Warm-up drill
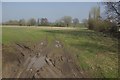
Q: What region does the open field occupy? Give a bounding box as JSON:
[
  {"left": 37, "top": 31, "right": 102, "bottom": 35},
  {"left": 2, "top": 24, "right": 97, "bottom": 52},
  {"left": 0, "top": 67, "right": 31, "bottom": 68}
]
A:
[{"left": 2, "top": 26, "right": 118, "bottom": 78}]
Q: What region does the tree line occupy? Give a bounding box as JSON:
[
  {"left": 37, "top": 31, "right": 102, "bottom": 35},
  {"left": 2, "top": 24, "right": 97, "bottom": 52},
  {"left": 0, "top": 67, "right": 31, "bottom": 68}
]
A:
[
  {"left": 3, "top": 16, "right": 80, "bottom": 27},
  {"left": 2, "top": 2, "right": 120, "bottom": 37},
  {"left": 3, "top": 18, "right": 48, "bottom": 26},
  {"left": 83, "top": 2, "right": 120, "bottom": 38}
]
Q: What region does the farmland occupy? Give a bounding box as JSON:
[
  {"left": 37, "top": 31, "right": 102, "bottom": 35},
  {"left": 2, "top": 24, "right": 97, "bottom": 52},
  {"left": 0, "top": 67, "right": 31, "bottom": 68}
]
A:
[{"left": 2, "top": 26, "right": 118, "bottom": 78}]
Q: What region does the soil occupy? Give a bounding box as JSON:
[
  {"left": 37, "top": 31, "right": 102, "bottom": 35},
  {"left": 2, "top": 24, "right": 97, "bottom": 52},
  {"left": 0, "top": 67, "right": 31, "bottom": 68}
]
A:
[
  {"left": 2, "top": 39, "right": 85, "bottom": 78},
  {"left": 0, "top": 44, "right": 2, "bottom": 79}
]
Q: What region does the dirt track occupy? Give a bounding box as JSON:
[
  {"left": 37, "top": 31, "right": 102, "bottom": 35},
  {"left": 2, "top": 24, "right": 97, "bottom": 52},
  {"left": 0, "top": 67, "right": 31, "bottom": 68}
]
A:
[
  {"left": 0, "top": 44, "right": 2, "bottom": 79},
  {"left": 2, "top": 33, "right": 85, "bottom": 78}
]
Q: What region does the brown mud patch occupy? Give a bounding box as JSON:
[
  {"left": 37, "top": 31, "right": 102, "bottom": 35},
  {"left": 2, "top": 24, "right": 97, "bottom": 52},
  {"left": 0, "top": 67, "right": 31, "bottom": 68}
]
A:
[{"left": 2, "top": 39, "right": 85, "bottom": 78}]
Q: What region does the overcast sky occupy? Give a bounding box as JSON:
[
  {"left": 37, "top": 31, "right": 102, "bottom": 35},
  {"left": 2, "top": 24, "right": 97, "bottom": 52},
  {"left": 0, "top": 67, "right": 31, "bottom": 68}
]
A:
[{"left": 2, "top": 2, "right": 104, "bottom": 22}]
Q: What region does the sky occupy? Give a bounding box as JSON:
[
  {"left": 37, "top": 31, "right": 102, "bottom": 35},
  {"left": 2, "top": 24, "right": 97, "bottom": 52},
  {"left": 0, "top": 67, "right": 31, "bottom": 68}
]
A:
[
  {"left": 0, "top": 2, "right": 2, "bottom": 23},
  {"left": 2, "top": 2, "right": 104, "bottom": 23}
]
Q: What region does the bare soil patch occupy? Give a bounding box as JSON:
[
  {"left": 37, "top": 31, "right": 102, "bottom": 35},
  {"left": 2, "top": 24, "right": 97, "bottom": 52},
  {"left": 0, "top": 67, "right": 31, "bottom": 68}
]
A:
[{"left": 2, "top": 39, "right": 84, "bottom": 78}]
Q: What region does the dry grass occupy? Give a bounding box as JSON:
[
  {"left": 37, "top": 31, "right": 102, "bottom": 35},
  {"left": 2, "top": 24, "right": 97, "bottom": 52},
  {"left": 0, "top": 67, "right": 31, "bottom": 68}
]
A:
[{"left": 2, "top": 25, "right": 87, "bottom": 30}]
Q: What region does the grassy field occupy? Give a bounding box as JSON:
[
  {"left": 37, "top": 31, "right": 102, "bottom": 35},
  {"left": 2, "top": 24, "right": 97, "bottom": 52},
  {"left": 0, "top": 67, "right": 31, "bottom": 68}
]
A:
[{"left": 2, "top": 26, "right": 118, "bottom": 78}]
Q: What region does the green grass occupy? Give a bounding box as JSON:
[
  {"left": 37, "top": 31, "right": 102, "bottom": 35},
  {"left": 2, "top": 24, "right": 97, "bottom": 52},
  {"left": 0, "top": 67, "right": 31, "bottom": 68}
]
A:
[
  {"left": 2, "top": 27, "right": 47, "bottom": 44},
  {"left": 2, "top": 26, "right": 118, "bottom": 78},
  {"left": 45, "top": 29, "right": 118, "bottom": 78}
]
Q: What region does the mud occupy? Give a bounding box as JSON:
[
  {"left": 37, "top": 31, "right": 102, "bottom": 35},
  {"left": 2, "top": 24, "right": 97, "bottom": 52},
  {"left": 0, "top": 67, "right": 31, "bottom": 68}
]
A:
[{"left": 2, "top": 39, "right": 84, "bottom": 78}]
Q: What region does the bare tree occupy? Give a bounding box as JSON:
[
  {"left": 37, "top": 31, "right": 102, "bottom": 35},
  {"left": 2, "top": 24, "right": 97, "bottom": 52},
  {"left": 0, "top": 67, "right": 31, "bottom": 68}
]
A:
[
  {"left": 73, "top": 18, "right": 79, "bottom": 27},
  {"left": 4, "top": 20, "right": 19, "bottom": 25},
  {"left": 41, "top": 18, "right": 48, "bottom": 26},
  {"left": 37, "top": 18, "right": 40, "bottom": 26},
  {"left": 104, "top": 1, "right": 120, "bottom": 32},
  {"left": 55, "top": 19, "right": 65, "bottom": 27},
  {"left": 19, "top": 19, "right": 26, "bottom": 26},
  {"left": 62, "top": 16, "right": 72, "bottom": 27},
  {"left": 27, "top": 18, "right": 36, "bottom": 26},
  {"left": 104, "top": 1, "right": 120, "bottom": 24}
]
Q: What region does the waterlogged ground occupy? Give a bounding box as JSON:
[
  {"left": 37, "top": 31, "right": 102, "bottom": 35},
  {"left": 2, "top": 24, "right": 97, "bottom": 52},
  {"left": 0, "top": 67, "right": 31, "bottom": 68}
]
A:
[{"left": 2, "top": 26, "right": 118, "bottom": 78}]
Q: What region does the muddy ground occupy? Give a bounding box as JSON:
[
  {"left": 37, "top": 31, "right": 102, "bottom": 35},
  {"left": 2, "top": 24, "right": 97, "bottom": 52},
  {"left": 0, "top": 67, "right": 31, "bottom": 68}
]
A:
[
  {"left": 0, "top": 44, "right": 2, "bottom": 79},
  {"left": 2, "top": 38, "right": 86, "bottom": 78}
]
